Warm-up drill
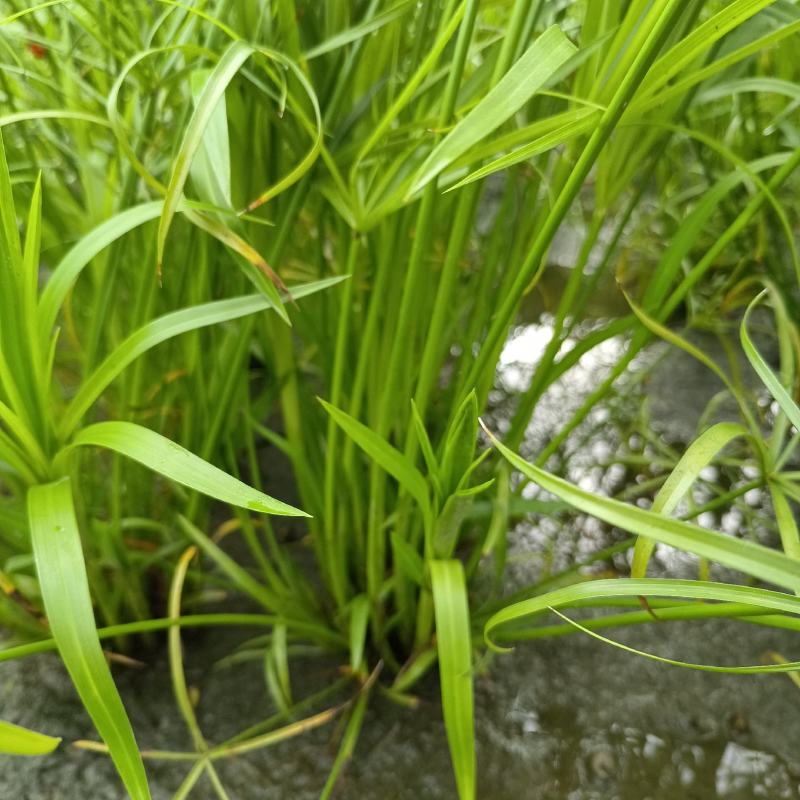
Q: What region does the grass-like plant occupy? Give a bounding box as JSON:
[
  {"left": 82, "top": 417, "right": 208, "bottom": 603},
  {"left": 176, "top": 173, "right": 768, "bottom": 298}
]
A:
[{"left": 1, "top": 1, "right": 800, "bottom": 798}]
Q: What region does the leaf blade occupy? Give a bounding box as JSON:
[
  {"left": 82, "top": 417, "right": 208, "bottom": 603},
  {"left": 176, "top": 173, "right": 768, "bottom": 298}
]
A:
[
  {"left": 407, "top": 25, "right": 577, "bottom": 196},
  {"left": 430, "top": 560, "right": 475, "bottom": 800},
  {"left": 60, "top": 277, "right": 343, "bottom": 436},
  {"left": 631, "top": 422, "right": 749, "bottom": 578},
  {"left": 66, "top": 422, "right": 307, "bottom": 517},
  {"left": 0, "top": 719, "right": 61, "bottom": 756},
  {"left": 320, "top": 399, "right": 430, "bottom": 518},
  {"left": 484, "top": 426, "right": 800, "bottom": 592},
  {"left": 158, "top": 40, "right": 254, "bottom": 269},
  {"left": 28, "top": 478, "right": 150, "bottom": 799},
  {"left": 485, "top": 577, "right": 800, "bottom": 652}
]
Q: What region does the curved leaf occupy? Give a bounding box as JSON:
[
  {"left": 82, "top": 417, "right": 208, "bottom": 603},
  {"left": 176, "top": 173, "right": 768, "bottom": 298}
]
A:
[
  {"left": 485, "top": 577, "right": 800, "bottom": 652},
  {"left": 158, "top": 40, "right": 254, "bottom": 268},
  {"left": 59, "top": 276, "right": 343, "bottom": 437},
  {"left": 483, "top": 426, "right": 800, "bottom": 592},
  {"left": 741, "top": 293, "right": 800, "bottom": 432},
  {"left": 63, "top": 422, "right": 307, "bottom": 516},
  {"left": 38, "top": 201, "right": 163, "bottom": 341},
  {"left": 28, "top": 478, "right": 150, "bottom": 799},
  {"left": 632, "top": 422, "right": 750, "bottom": 578}
]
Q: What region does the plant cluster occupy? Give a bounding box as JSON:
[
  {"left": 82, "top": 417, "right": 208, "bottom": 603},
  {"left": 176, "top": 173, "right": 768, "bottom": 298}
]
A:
[{"left": 0, "top": 1, "right": 799, "bottom": 798}]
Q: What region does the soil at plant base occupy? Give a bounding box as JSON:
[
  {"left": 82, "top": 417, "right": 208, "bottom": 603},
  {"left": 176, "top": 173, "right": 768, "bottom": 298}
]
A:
[
  {"left": 2, "top": 613, "right": 799, "bottom": 799},
  {"left": 2, "top": 319, "right": 797, "bottom": 799}
]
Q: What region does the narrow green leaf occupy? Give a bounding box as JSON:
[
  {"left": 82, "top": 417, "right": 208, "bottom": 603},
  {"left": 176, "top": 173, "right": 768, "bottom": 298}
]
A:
[
  {"left": 482, "top": 462, "right": 510, "bottom": 557},
  {"left": 176, "top": 517, "right": 346, "bottom": 649},
  {"left": 0, "top": 128, "right": 22, "bottom": 278},
  {"left": 469, "top": 497, "right": 569, "bottom": 520},
  {"left": 441, "top": 390, "right": 478, "bottom": 497},
  {"left": 271, "top": 624, "right": 292, "bottom": 709},
  {"left": 189, "top": 68, "right": 232, "bottom": 209},
  {"left": 304, "top": 1, "right": 414, "bottom": 60},
  {"left": 632, "top": 422, "right": 750, "bottom": 578},
  {"left": 546, "top": 605, "right": 800, "bottom": 674},
  {"left": 177, "top": 516, "right": 280, "bottom": 611},
  {"left": 390, "top": 531, "right": 425, "bottom": 586},
  {"left": 354, "top": 6, "right": 465, "bottom": 168},
  {"left": 407, "top": 25, "right": 577, "bottom": 197},
  {"left": 320, "top": 399, "right": 430, "bottom": 518},
  {"left": 643, "top": 171, "right": 744, "bottom": 310},
  {"left": 241, "top": 46, "right": 323, "bottom": 213},
  {"left": 485, "top": 578, "right": 800, "bottom": 653},
  {"left": 319, "top": 688, "right": 369, "bottom": 800},
  {"left": 449, "top": 108, "right": 600, "bottom": 191},
  {"left": 158, "top": 41, "right": 254, "bottom": 268},
  {"left": 64, "top": 422, "right": 307, "bottom": 516},
  {"left": 652, "top": 422, "right": 750, "bottom": 515},
  {"left": 640, "top": 0, "right": 784, "bottom": 99},
  {"left": 348, "top": 594, "right": 370, "bottom": 671},
  {"left": 410, "top": 399, "right": 439, "bottom": 482},
  {"left": 625, "top": 292, "right": 732, "bottom": 387},
  {"left": 484, "top": 426, "right": 800, "bottom": 592},
  {"left": 22, "top": 173, "right": 42, "bottom": 358},
  {"left": 0, "top": 129, "right": 39, "bottom": 426},
  {"left": 393, "top": 648, "right": 438, "bottom": 693},
  {"left": 185, "top": 210, "right": 288, "bottom": 323},
  {"left": 741, "top": 293, "right": 800, "bottom": 432},
  {"left": 38, "top": 200, "right": 164, "bottom": 341},
  {"left": 0, "top": 719, "right": 60, "bottom": 756},
  {"left": 433, "top": 493, "right": 473, "bottom": 559},
  {"left": 28, "top": 478, "right": 150, "bottom": 799},
  {"left": 769, "top": 482, "right": 800, "bottom": 562},
  {"left": 430, "top": 560, "right": 475, "bottom": 800},
  {"left": 59, "top": 277, "right": 342, "bottom": 436}
]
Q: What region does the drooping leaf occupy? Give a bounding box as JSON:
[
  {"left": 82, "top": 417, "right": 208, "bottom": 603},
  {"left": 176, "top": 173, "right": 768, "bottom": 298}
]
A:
[
  {"left": 484, "top": 577, "right": 800, "bottom": 653},
  {"left": 63, "top": 422, "right": 307, "bottom": 516},
  {"left": 38, "top": 200, "right": 164, "bottom": 341},
  {"left": 483, "top": 426, "right": 800, "bottom": 592},
  {"left": 158, "top": 41, "right": 253, "bottom": 268}
]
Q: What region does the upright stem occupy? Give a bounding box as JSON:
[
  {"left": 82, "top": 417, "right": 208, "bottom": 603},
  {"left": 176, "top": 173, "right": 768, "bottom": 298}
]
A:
[{"left": 458, "top": 0, "right": 687, "bottom": 405}]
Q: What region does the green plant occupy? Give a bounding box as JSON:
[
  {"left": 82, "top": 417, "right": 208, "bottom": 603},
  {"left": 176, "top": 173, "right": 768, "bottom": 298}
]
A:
[
  {"left": 1, "top": 1, "right": 800, "bottom": 798},
  {"left": 0, "top": 126, "right": 341, "bottom": 797},
  {"left": 484, "top": 287, "right": 800, "bottom": 667}
]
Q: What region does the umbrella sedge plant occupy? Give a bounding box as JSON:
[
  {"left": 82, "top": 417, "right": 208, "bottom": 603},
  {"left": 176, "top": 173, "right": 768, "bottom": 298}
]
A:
[
  {"left": 1, "top": 1, "right": 800, "bottom": 798},
  {"left": 0, "top": 122, "right": 334, "bottom": 797}
]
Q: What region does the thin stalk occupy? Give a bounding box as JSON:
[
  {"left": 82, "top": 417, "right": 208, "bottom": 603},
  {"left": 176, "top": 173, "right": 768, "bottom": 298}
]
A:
[{"left": 459, "top": 0, "right": 688, "bottom": 405}]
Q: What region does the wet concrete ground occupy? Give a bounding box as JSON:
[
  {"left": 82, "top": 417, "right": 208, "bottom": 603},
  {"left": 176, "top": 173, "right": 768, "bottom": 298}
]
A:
[{"left": 2, "top": 611, "right": 799, "bottom": 799}]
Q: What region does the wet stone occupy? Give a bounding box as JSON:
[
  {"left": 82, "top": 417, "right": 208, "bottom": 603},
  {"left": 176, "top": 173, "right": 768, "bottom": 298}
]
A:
[{"left": 715, "top": 742, "right": 797, "bottom": 799}]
